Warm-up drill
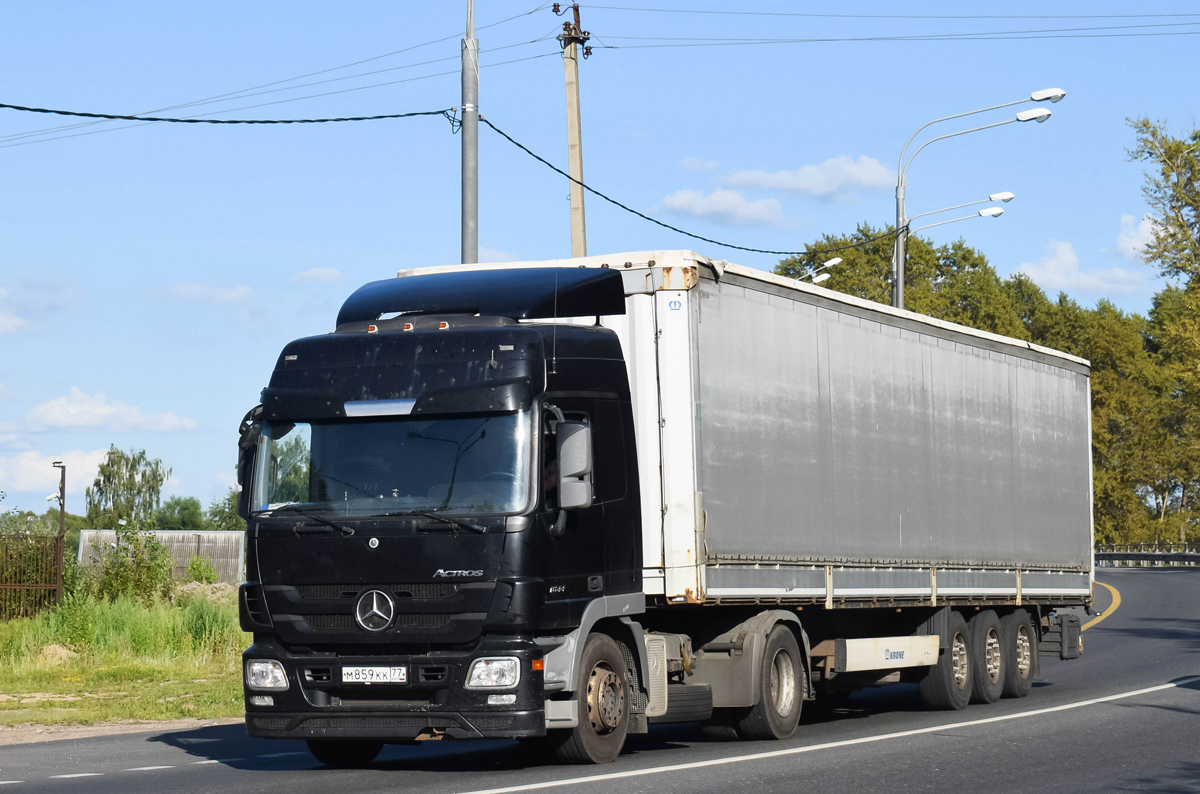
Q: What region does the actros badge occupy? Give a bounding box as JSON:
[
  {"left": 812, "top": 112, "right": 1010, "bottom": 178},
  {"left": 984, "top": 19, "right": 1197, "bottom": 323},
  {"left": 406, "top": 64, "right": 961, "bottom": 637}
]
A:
[{"left": 354, "top": 589, "right": 395, "bottom": 632}]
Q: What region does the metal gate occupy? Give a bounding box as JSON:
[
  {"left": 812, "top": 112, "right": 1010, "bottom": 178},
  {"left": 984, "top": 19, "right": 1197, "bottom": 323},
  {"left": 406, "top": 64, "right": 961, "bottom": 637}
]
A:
[{"left": 0, "top": 534, "right": 63, "bottom": 620}]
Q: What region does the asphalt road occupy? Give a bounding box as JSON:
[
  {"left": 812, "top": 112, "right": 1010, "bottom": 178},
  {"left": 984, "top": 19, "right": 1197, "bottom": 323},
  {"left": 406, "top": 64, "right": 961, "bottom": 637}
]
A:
[{"left": 3, "top": 568, "right": 1198, "bottom": 793}]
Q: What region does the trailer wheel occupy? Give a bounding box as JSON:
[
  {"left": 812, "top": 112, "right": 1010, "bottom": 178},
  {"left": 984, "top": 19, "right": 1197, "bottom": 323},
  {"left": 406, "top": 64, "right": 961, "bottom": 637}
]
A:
[
  {"left": 550, "top": 633, "right": 630, "bottom": 764},
  {"left": 968, "top": 610, "right": 1004, "bottom": 704},
  {"left": 736, "top": 625, "right": 804, "bottom": 740},
  {"left": 918, "top": 610, "right": 972, "bottom": 710},
  {"left": 1000, "top": 610, "right": 1035, "bottom": 698},
  {"left": 305, "top": 739, "right": 383, "bottom": 767}
]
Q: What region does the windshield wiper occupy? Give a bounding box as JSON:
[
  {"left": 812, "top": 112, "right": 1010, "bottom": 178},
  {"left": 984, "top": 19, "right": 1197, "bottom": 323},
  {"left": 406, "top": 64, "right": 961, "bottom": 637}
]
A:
[
  {"left": 261, "top": 504, "right": 356, "bottom": 537},
  {"left": 386, "top": 508, "right": 487, "bottom": 535}
]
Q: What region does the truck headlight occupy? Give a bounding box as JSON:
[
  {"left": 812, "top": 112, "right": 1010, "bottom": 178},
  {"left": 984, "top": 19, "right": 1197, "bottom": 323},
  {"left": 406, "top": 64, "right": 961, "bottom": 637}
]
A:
[
  {"left": 246, "top": 659, "right": 289, "bottom": 691},
  {"left": 465, "top": 657, "right": 520, "bottom": 688}
]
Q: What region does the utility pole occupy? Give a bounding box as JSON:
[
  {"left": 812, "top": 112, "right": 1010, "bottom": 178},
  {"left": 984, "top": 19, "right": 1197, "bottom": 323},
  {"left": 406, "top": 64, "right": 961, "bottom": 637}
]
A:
[
  {"left": 557, "top": 4, "right": 590, "bottom": 257},
  {"left": 51, "top": 460, "right": 65, "bottom": 605},
  {"left": 893, "top": 184, "right": 907, "bottom": 310},
  {"left": 461, "top": 0, "right": 479, "bottom": 264}
]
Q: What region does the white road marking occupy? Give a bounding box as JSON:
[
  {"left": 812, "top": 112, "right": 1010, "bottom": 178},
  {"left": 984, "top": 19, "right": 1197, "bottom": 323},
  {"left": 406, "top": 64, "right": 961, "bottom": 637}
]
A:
[
  {"left": 124, "top": 766, "right": 175, "bottom": 771},
  {"left": 256, "top": 751, "right": 307, "bottom": 758},
  {"left": 49, "top": 773, "right": 104, "bottom": 779},
  {"left": 191, "top": 758, "right": 244, "bottom": 765},
  {"left": 457, "top": 675, "right": 1200, "bottom": 794},
  {"left": 0, "top": 782, "right": 25, "bottom": 786}
]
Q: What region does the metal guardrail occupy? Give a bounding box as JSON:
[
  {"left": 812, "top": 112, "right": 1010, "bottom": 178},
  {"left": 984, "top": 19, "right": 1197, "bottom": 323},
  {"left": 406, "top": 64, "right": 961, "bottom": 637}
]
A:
[{"left": 1095, "top": 543, "right": 1200, "bottom": 567}]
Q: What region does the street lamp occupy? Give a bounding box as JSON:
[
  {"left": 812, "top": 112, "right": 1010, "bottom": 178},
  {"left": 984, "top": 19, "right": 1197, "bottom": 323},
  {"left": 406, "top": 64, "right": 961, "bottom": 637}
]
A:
[
  {"left": 906, "top": 191, "right": 1014, "bottom": 225},
  {"left": 909, "top": 206, "right": 1005, "bottom": 235},
  {"left": 892, "top": 88, "right": 1064, "bottom": 310},
  {"left": 800, "top": 256, "right": 843, "bottom": 282}
]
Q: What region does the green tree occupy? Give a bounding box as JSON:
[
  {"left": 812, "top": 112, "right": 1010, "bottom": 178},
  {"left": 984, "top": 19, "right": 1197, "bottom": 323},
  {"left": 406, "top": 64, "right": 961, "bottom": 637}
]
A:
[
  {"left": 156, "top": 496, "right": 205, "bottom": 531},
  {"left": 775, "top": 224, "right": 1028, "bottom": 338},
  {"left": 205, "top": 487, "right": 244, "bottom": 532},
  {"left": 85, "top": 446, "right": 171, "bottom": 530},
  {"left": 1126, "top": 118, "right": 1200, "bottom": 281}
]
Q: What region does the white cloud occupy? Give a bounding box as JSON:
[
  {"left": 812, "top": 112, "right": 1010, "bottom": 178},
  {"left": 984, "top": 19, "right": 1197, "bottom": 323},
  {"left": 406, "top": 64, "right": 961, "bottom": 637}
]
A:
[
  {"left": 158, "top": 282, "right": 254, "bottom": 305},
  {"left": 1116, "top": 214, "right": 1155, "bottom": 261},
  {"left": 1018, "top": 239, "right": 1146, "bottom": 296},
  {"left": 212, "top": 470, "right": 238, "bottom": 490},
  {"left": 290, "top": 267, "right": 346, "bottom": 285},
  {"left": 679, "top": 157, "right": 719, "bottom": 173},
  {"left": 659, "top": 189, "right": 788, "bottom": 228},
  {"left": 479, "top": 247, "right": 518, "bottom": 263},
  {"left": 723, "top": 155, "right": 893, "bottom": 201},
  {"left": 0, "top": 278, "right": 83, "bottom": 334},
  {"left": 0, "top": 448, "right": 109, "bottom": 495},
  {"left": 27, "top": 387, "right": 197, "bottom": 432}
]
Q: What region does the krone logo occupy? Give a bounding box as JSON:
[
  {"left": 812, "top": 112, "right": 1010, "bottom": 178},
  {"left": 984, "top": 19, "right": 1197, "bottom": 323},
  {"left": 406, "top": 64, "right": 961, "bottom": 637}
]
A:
[{"left": 354, "top": 589, "right": 395, "bottom": 632}]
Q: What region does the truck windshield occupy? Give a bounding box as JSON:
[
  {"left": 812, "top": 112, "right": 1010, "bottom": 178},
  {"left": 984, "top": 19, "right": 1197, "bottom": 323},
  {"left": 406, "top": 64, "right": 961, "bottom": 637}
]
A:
[{"left": 251, "top": 410, "right": 532, "bottom": 517}]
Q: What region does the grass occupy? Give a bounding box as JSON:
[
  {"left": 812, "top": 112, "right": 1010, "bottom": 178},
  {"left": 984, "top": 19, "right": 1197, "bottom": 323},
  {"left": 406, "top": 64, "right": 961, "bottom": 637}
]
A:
[{"left": 0, "top": 590, "right": 249, "bottom": 726}]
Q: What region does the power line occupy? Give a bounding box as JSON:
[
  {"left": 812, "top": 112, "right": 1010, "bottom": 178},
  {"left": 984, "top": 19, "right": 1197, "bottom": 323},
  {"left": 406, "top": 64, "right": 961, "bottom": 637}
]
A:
[
  {"left": 480, "top": 116, "right": 903, "bottom": 259},
  {"left": 585, "top": 6, "right": 1200, "bottom": 21},
  {"left": 0, "top": 1, "right": 553, "bottom": 145},
  {"left": 0, "top": 52, "right": 557, "bottom": 150},
  {"left": 0, "top": 102, "right": 458, "bottom": 126}
]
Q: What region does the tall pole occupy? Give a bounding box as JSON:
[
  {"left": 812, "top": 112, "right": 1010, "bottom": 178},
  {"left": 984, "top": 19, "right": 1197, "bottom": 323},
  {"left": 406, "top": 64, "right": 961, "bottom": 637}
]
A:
[
  {"left": 53, "top": 462, "right": 65, "bottom": 606},
  {"left": 461, "top": 0, "right": 479, "bottom": 264},
  {"left": 893, "top": 180, "right": 906, "bottom": 310},
  {"left": 560, "top": 4, "right": 589, "bottom": 257}
]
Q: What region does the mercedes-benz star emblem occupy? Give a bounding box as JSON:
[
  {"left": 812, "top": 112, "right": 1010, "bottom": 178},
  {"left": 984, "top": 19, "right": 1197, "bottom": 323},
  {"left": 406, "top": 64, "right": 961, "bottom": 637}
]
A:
[{"left": 354, "top": 589, "right": 395, "bottom": 632}]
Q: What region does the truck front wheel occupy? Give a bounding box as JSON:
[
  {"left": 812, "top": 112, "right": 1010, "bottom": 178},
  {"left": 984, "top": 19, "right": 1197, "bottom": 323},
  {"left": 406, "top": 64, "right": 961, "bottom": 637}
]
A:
[
  {"left": 551, "top": 633, "right": 630, "bottom": 764},
  {"left": 918, "top": 610, "right": 973, "bottom": 710}
]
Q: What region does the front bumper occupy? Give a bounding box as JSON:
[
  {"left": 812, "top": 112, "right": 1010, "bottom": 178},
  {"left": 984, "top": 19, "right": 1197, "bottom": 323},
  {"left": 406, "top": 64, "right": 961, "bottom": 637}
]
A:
[{"left": 243, "top": 638, "right": 545, "bottom": 740}]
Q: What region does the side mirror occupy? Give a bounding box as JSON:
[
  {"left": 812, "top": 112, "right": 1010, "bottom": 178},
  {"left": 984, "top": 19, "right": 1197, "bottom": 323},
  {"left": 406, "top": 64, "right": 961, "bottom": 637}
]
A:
[
  {"left": 236, "top": 405, "right": 263, "bottom": 520},
  {"left": 556, "top": 421, "right": 593, "bottom": 510}
]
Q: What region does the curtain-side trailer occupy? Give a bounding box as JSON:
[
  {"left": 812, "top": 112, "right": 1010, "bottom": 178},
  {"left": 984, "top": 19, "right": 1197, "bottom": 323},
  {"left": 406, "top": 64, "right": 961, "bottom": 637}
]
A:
[{"left": 236, "top": 250, "right": 1092, "bottom": 766}]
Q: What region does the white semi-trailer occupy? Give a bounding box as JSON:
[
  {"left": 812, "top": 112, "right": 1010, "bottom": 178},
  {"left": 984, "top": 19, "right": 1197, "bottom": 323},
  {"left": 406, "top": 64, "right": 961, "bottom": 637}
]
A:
[{"left": 238, "top": 250, "right": 1092, "bottom": 765}]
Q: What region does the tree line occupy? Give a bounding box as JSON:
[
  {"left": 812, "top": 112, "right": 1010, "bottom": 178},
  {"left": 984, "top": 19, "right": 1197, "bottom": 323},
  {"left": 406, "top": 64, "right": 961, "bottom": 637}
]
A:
[{"left": 776, "top": 118, "right": 1199, "bottom": 545}]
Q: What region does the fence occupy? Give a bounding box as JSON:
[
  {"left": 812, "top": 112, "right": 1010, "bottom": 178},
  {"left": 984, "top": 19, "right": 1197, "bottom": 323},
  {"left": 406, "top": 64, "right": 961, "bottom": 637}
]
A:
[
  {"left": 78, "top": 530, "right": 244, "bottom": 585},
  {"left": 0, "top": 534, "right": 62, "bottom": 620},
  {"left": 1095, "top": 543, "right": 1200, "bottom": 567}
]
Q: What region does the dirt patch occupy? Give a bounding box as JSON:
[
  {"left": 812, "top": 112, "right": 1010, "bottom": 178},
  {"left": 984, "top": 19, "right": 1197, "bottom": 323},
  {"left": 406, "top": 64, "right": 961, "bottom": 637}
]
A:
[
  {"left": 0, "top": 716, "right": 245, "bottom": 746},
  {"left": 174, "top": 582, "right": 237, "bottom": 606},
  {"left": 37, "top": 644, "right": 79, "bottom": 666}
]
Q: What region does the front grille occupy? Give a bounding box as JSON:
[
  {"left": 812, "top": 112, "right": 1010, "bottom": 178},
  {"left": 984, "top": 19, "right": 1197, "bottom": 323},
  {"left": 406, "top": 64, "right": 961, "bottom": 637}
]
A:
[
  {"left": 296, "top": 583, "right": 459, "bottom": 600},
  {"left": 302, "top": 613, "right": 453, "bottom": 632},
  {"left": 471, "top": 717, "right": 515, "bottom": 730},
  {"left": 252, "top": 717, "right": 291, "bottom": 730}
]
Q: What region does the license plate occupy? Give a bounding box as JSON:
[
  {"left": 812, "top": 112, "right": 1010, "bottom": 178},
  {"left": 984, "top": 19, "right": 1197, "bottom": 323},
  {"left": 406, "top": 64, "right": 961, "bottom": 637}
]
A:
[{"left": 341, "top": 665, "right": 407, "bottom": 684}]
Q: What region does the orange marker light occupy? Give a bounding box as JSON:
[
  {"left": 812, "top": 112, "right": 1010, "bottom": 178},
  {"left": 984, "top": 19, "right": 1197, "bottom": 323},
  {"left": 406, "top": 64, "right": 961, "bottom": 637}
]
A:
[
  {"left": 402, "top": 322, "right": 414, "bottom": 332},
  {"left": 531, "top": 659, "right": 544, "bottom": 671},
  {"left": 438, "top": 321, "right": 450, "bottom": 330},
  {"left": 367, "top": 325, "right": 378, "bottom": 334}
]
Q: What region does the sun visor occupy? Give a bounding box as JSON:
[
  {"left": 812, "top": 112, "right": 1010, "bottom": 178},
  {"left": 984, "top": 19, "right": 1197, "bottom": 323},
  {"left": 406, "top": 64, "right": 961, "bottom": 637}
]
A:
[{"left": 336, "top": 267, "right": 627, "bottom": 326}]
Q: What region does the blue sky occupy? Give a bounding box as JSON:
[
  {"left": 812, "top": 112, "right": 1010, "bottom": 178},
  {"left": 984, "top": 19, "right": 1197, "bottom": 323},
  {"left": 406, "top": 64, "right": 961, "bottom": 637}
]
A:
[{"left": 0, "top": 2, "right": 1194, "bottom": 515}]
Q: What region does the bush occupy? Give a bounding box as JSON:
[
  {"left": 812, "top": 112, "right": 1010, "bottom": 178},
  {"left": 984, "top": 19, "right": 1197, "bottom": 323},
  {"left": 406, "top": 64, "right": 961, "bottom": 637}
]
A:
[
  {"left": 96, "top": 526, "right": 174, "bottom": 604},
  {"left": 185, "top": 554, "right": 218, "bottom": 584}
]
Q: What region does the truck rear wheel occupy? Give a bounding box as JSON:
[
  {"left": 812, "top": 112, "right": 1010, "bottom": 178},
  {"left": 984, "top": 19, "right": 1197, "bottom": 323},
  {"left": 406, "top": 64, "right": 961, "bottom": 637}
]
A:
[
  {"left": 918, "top": 610, "right": 972, "bottom": 710},
  {"left": 550, "top": 633, "right": 630, "bottom": 764},
  {"left": 736, "top": 625, "right": 804, "bottom": 740},
  {"left": 968, "top": 610, "right": 1005, "bottom": 704},
  {"left": 1000, "top": 610, "right": 1035, "bottom": 698},
  {"left": 305, "top": 739, "right": 383, "bottom": 767}
]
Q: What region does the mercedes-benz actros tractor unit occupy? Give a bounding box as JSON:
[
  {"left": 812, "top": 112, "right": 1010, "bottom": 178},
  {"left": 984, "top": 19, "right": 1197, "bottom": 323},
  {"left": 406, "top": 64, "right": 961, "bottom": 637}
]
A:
[{"left": 236, "top": 251, "right": 1091, "bottom": 766}]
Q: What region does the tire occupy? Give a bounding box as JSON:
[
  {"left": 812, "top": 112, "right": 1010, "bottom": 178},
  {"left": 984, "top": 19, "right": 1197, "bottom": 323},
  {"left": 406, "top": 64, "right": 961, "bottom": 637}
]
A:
[
  {"left": 968, "top": 610, "right": 1004, "bottom": 704},
  {"left": 736, "top": 625, "right": 804, "bottom": 740},
  {"left": 549, "top": 633, "right": 630, "bottom": 764},
  {"left": 305, "top": 739, "right": 383, "bottom": 768},
  {"left": 918, "top": 610, "right": 972, "bottom": 710},
  {"left": 1000, "top": 609, "right": 1035, "bottom": 698}
]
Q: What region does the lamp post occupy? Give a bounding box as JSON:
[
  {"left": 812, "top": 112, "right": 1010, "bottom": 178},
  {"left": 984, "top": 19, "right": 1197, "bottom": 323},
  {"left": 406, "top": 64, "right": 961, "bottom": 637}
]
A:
[
  {"left": 800, "top": 256, "right": 843, "bottom": 282},
  {"left": 893, "top": 88, "right": 1064, "bottom": 311},
  {"left": 51, "top": 460, "right": 65, "bottom": 605},
  {"left": 910, "top": 205, "right": 1005, "bottom": 236}
]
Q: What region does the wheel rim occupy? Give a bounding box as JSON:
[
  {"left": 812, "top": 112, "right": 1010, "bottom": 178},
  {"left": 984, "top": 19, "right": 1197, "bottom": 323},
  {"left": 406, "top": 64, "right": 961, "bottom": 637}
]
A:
[
  {"left": 586, "top": 662, "right": 625, "bottom": 734},
  {"left": 985, "top": 627, "right": 1002, "bottom": 684},
  {"left": 769, "top": 648, "right": 797, "bottom": 717},
  {"left": 951, "top": 631, "right": 969, "bottom": 689},
  {"left": 1014, "top": 625, "right": 1032, "bottom": 679}
]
